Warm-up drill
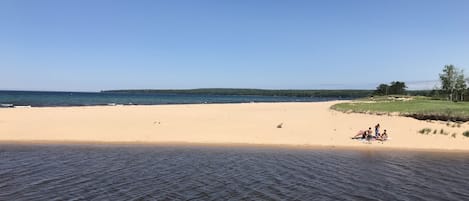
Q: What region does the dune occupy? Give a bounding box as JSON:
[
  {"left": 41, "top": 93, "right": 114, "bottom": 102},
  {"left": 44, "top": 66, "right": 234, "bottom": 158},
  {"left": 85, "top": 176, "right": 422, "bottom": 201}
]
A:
[{"left": 0, "top": 101, "right": 468, "bottom": 151}]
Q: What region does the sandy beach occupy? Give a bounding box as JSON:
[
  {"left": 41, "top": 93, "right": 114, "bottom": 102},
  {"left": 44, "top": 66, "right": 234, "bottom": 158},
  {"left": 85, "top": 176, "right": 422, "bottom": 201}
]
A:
[{"left": 1, "top": 101, "right": 468, "bottom": 151}]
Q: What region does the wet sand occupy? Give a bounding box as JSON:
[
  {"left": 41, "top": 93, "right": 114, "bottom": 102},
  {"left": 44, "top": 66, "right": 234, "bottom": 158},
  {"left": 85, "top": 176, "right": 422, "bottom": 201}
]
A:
[{"left": 1, "top": 101, "right": 468, "bottom": 151}]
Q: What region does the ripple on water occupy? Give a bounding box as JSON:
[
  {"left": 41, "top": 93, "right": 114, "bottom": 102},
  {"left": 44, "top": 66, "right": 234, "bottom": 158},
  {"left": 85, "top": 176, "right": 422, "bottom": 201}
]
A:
[{"left": 0, "top": 144, "right": 468, "bottom": 200}]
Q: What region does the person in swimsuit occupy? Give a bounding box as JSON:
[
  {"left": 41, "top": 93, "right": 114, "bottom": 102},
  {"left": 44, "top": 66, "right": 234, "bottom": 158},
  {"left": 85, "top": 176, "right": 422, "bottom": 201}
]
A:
[
  {"left": 352, "top": 127, "right": 373, "bottom": 139},
  {"left": 366, "top": 127, "right": 373, "bottom": 141},
  {"left": 380, "top": 129, "right": 388, "bottom": 140},
  {"left": 367, "top": 127, "right": 373, "bottom": 137},
  {"left": 353, "top": 129, "right": 367, "bottom": 139},
  {"left": 374, "top": 124, "right": 380, "bottom": 138}
]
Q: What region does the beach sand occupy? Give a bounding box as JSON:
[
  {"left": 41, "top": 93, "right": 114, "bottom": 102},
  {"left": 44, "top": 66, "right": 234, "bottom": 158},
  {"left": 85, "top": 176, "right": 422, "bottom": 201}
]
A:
[{"left": 1, "top": 101, "right": 468, "bottom": 151}]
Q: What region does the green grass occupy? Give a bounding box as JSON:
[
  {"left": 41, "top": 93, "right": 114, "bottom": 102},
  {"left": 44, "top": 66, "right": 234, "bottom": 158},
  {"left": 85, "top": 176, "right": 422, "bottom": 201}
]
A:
[{"left": 331, "top": 96, "right": 469, "bottom": 121}]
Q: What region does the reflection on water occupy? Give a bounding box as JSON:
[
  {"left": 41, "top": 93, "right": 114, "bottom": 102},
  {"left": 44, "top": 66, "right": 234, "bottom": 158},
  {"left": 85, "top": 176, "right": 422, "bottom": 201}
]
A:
[{"left": 1, "top": 144, "right": 468, "bottom": 200}]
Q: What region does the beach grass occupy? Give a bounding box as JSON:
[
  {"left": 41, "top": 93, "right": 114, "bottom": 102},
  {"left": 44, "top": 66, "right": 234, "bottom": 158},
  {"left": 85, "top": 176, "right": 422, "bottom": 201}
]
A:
[
  {"left": 331, "top": 96, "right": 469, "bottom": 121},
  {"left": 418, "top": 128, "right": 432, "bottom": 135}
]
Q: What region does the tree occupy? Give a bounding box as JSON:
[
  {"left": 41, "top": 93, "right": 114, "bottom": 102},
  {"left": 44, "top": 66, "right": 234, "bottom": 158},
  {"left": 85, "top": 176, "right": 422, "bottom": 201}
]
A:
[
  {"left": 374, "top": 84, "right": 389, "bottom": 95},
  {"left": 389, "top": 81, "right": 407, "bottom": 95},
  {"left": 455, "top": 70, "right": 467, "bottom": 101},
  {"left": 439, "top": 65, "right": 465, "bottom": 101},
  {"left": 374, "top": 81, "right": 406, "bottom": 95},
  {"left": 467, "top": 78, "right": 469, "bottom": 97}
]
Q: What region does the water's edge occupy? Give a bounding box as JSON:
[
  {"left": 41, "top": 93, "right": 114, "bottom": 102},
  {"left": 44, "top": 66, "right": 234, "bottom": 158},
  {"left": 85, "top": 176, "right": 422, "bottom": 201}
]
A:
[{"left": 1, "top": 141, "right": 468, "bottom": 154}]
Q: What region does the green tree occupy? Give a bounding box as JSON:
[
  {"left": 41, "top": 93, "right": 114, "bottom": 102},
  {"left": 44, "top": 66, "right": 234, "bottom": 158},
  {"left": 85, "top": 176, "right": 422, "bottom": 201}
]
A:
[
  {"left": 467, "top": 78, "right": 469, "bottom": 98},
  {"left": 455, "top": 70, "right": 467, "bottom": 101},
  {"left": 374, "top": 84, "right": 389, "bottom": 95},
  {"left": 389, "top": 81, "right": 407, "bottom": 95},
  {"left": 439, "top": 65, "right": 465, "bottom": 101},
  {"left": 374, "top": 81, "right": 406, "bottom": 95}
]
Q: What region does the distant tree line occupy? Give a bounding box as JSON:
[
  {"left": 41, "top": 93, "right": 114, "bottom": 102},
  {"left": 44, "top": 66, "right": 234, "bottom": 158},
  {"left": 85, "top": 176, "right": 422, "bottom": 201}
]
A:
[
  {"left": 373, "top": 64, "right": 468, "bottom": 101},
  {"left": 105, "top": 64, "right": 468, "bottom": 101},
  {"left": 102, "top": 89, "right": 374, "bottom": 98}
]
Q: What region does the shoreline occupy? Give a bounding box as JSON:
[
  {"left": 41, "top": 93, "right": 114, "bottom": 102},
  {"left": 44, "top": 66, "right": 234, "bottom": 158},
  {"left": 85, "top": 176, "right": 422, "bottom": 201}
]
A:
[
  {"left": 0, "top": 99, "right": 346, "bottom": 108},
  {"left": 1, "top": 101, "right": 468, "bottom": 152},
  {"left": 2, "top": 140, "right": 469, "bottom": 153}
]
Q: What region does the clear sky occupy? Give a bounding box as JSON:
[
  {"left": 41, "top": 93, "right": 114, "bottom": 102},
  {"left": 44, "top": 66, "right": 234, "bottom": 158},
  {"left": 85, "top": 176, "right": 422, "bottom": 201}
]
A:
[{"left": 1, "top": 0, "right": 468, "bottom": 91}]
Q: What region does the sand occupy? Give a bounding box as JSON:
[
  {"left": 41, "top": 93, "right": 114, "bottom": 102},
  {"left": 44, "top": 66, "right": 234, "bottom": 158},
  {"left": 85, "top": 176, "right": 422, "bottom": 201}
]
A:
[{"left": 1, "top": 101, "right": 468, "bottom": 151}]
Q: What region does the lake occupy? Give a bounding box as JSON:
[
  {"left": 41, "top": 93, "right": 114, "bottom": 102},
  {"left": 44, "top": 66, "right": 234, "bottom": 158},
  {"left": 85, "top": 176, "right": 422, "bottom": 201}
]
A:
[{"left": 0, "top": 90, "right": 345, "bottom": 107}]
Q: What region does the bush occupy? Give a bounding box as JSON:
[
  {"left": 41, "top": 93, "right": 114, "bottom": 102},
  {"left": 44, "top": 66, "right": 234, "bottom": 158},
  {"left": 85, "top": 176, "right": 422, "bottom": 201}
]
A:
[
  {"left": 419, "top": 128, "right": 432, "bottom": 135},
  {"left": 463, "top": 131, "right": 469, "bottom": 138}
]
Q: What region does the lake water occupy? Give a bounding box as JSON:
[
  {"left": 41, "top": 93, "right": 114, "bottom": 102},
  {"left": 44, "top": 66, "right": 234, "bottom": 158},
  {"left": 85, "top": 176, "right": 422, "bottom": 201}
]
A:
[
  {"left": 1, "top": 144, "right": 468, "bottom": 200},
  {"left": 0, "top": 91, "right": 345, "bottom": 107}
]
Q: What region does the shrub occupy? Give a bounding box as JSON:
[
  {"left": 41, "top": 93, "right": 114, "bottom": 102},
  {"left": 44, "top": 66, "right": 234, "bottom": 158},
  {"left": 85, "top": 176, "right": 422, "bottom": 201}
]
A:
[
  {"left": 451, "top": 133, "right": 456, "bottom": 138},
  {"left": 463, "top": 131, "right": 469, "bottom": 138},
  {"left": 419, "top": 128, "right": 432, "bottom": 135},
  {"left": 433, "top": 129, "right": 437, "bottom": 134}
]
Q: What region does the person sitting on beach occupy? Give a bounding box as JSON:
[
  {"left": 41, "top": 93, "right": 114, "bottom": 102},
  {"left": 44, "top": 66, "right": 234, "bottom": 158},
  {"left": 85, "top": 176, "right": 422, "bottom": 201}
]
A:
[
  {"left": 366, "top": 127, "right": 374, "bottom": 141},
  {"left": 379, "top": 129, "right": 388, "bottom": 141},
  {"left": 367, "top": 127, "right": 373, "bottom": 137},
  {"left": 375, "top": 129, "right": 389, "bottom": 141}
]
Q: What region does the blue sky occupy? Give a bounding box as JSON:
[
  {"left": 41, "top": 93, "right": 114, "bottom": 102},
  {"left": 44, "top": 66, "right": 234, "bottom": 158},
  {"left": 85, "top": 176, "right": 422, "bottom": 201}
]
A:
[{"left": 1, "top": 0, "right": 468, "bottom": 91}]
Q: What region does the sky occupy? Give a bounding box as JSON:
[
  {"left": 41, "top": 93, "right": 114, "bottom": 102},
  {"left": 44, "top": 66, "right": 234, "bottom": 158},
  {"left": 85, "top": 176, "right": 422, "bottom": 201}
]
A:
[{"left": 1, "top": 0, "right": 468, "bottom": 91}]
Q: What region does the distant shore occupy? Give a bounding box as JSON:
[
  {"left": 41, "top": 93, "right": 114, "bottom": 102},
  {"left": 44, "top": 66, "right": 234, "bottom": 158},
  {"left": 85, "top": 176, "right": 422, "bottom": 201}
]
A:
[
  {"left": 1, "top": 101, "right": 468, "bottom": 151},
  {"left": 101, "top": 88, "right": 374, "bottom": 98}
]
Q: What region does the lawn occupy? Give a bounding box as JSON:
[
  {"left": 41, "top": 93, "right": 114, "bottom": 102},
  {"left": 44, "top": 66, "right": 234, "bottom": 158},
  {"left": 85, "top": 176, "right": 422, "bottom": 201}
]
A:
[{"left": 331, "top": 96, "right": 469, "bottom": 121}]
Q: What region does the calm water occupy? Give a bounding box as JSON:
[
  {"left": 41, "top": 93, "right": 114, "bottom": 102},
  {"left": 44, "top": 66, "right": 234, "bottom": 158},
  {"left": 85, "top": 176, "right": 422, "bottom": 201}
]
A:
[
  {"left": 0, "top": 91, "right": 345, "bottom": 107},
  {"left": 0, "top": 144, "right": 468, "bottom": 200}
]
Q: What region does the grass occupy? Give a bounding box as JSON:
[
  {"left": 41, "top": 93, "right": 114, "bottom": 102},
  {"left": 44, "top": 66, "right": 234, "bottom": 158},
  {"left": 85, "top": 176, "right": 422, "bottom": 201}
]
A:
[{"left": 331, "top": 96, "right": 469, "bottom": 121}]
